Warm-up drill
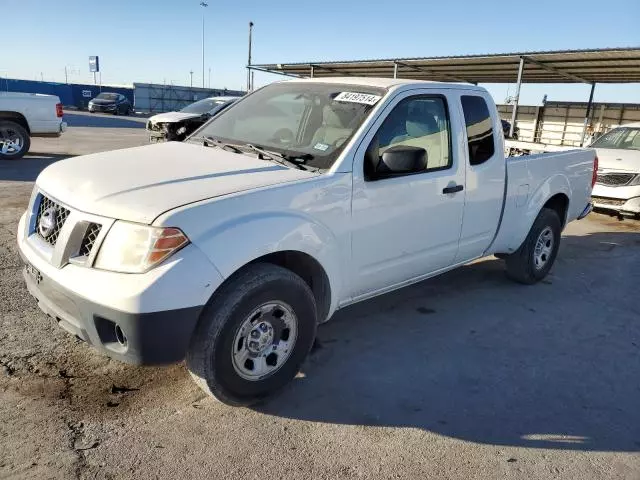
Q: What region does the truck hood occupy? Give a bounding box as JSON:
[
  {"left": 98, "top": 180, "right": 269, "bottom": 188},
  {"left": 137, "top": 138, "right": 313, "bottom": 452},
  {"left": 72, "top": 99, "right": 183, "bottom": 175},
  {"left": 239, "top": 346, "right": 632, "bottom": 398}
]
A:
[
  {"left": 36, "top": 142, "right": 317, "bottom": 224},
  {"left": 148, "top": 111, "right": 202, "bottom": 124},
  {"left": 594, "top": 148, "right": 640, "bottom": 172}
]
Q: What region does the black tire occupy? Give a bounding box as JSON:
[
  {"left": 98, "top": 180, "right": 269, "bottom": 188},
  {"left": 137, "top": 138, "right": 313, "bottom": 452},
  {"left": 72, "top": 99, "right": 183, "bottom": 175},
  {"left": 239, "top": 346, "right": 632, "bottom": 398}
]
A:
[
  {"left": 505, "top": 208, "right": 561, "bottom": 284},
  {"left": 186, "top": 263, "right": 318, "bottom": 406},
  {"left": 113, "top": 106, "right": 119, "bottom": 116},
  {"left": 0, "top": 120, "right": 30, "bottom": 160}
]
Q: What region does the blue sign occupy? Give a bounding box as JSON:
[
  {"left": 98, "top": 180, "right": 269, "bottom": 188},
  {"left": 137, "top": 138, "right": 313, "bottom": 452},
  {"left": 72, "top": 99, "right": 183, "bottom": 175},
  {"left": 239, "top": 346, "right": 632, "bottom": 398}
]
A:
[{"left": 89, "top": 56, "right": 100, "bottom": 73}]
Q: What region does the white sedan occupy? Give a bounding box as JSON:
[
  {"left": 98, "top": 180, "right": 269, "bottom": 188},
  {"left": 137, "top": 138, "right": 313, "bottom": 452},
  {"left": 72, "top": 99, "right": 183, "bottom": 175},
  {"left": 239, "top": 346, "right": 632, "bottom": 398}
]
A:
[
  {"left": 591, "top": 123, "right": 640, "bottom": 218},
  {"left": 146, "top": 96, "right": 240, "bottom": 142}
]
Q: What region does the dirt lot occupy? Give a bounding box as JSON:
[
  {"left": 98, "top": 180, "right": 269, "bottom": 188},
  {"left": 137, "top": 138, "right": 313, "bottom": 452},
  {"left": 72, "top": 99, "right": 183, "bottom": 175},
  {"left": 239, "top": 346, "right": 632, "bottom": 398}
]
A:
[{"left": 1, "top": 118, "right": 639, "bottom": 479}]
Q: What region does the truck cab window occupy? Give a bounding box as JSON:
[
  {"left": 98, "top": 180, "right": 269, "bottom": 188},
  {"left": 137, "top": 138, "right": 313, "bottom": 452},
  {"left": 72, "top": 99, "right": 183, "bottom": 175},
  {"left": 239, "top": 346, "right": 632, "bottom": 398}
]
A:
[
  {"left": 374, "top": 96, "right": 451, "bottom": 171},
  {"left": 461, "top": 95, "right": 495, "bottom": 165}
]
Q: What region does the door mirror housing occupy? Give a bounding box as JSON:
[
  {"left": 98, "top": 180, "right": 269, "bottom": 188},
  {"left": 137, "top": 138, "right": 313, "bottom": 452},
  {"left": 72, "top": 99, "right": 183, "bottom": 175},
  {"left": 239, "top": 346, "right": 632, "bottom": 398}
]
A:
[
  {"left": 381, "top": 146, "right": 427, "bottom": 173},
  {"left": 366, "top": 144, "right": 428, "bottom": 180}
]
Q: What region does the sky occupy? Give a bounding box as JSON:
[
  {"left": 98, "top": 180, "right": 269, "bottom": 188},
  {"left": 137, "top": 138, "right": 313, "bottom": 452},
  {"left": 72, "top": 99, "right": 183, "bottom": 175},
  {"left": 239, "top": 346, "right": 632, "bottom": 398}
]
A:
[{"left": 2, "top": 0, "right": 639, "bottom": 106}]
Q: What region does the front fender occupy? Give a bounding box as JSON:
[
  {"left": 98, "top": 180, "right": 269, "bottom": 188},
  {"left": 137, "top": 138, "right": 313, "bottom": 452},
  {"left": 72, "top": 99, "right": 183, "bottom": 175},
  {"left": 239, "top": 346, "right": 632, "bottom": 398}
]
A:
[{"left": 191, "top": 212, "right": 342, "bottom": 316}]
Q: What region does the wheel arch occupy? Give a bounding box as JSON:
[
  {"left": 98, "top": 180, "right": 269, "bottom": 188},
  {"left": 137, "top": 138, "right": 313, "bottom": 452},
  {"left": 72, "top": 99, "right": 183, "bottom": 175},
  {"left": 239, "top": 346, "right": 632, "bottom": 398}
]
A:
[
  {"left": 542, "top": 192, "right": 570, "bottom": 228},
  {"left": 186, "top": 212, "right": 342, "bottom": 322},
  {"left": 248, "top": 250, "right": 331, "bottom": 323},
  {"left": 0, "top": 112, "right": 30, "bottom": 134},
  {"left": 494, "top": 174, "right": 571, "bottom": 254}
]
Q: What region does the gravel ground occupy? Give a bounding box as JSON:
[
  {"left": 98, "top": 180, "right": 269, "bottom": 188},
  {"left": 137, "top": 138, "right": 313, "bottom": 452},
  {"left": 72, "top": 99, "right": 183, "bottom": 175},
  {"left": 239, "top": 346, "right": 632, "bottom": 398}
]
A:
[{"left": 1, "top": 122, "right": 639, "bottom": 479}]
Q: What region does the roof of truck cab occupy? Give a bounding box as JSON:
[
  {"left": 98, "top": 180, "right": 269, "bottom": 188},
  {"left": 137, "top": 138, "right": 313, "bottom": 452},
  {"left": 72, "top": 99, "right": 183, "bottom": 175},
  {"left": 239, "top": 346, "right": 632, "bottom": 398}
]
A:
[{"left": 281, "top": 76, "right": 485, "bottom": 90}]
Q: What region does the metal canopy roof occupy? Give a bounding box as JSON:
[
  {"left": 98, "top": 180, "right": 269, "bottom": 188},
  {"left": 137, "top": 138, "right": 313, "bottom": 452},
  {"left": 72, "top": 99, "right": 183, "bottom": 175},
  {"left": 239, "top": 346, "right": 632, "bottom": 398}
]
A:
[{"left": 252, "top": 47, "right": 640, "bottom": 84}]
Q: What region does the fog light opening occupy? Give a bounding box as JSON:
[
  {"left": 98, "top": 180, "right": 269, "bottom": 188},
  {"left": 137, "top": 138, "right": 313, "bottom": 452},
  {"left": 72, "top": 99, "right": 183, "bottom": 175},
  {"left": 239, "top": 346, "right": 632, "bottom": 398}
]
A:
[{"left": 114, "top": 325, "right": 127, "bottom": 347}]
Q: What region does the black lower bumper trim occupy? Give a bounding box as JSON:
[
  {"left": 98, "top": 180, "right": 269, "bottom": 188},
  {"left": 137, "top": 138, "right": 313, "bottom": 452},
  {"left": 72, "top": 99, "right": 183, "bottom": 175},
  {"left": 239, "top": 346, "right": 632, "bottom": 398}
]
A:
[{"left": 22, "top": 266, "right": 203, "bottom": 365}]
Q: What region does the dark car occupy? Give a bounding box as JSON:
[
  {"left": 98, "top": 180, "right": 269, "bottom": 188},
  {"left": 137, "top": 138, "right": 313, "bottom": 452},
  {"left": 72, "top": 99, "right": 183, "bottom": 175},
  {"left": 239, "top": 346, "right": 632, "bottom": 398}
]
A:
[
  {"left": 88, "top": 92, "right": 132, "bottom": 115},
  {"left": 146, "top": 96, "right": 241, "bottom": 142},
  {"left": 501, "top": 119, "right": 519, "bottom": 139}
]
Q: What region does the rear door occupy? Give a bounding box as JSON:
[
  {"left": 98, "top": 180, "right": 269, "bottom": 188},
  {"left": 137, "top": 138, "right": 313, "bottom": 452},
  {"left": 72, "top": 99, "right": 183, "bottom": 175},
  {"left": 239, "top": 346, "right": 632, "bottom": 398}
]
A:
[
  {"left": 454, "top": 93, "right": 505, "bottom": 262},
  {"left": 349, "top": 89, "right": 466, "bottom": 298}
]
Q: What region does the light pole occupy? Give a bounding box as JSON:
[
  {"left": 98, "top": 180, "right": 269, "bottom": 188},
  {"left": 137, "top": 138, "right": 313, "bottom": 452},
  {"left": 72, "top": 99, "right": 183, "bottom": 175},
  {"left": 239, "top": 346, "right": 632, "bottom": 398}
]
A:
[
  {"left": 200, "top": 1, "right": 208, "bottom": 89},
  {"left": 190, "top": 70, "right": 194, "bottom": 88},
  {"left": 247, "top": 21, "right": 254, "bottom": 91}
]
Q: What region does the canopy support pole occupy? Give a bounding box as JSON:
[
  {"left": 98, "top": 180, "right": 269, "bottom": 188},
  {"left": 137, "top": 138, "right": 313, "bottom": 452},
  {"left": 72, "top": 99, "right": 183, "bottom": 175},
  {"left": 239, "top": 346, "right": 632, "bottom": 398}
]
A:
[
  {"left": 509, "top": 57, "right": 525, "bottom": 138},
  {"left": 580, "top": 82, "right": 596, "bottom": 147}
]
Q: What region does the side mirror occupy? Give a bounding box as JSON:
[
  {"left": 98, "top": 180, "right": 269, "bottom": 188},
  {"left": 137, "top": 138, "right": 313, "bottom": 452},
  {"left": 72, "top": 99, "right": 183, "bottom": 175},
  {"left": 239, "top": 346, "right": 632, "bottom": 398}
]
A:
[{"left": 368, "top": 145, "right": 427, "bottom": 180}]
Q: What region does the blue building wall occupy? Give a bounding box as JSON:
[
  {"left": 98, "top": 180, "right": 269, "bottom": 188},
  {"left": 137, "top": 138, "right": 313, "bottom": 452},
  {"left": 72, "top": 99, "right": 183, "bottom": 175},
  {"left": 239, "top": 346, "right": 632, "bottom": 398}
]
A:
[{"left": 0, "top": 78, "right": 134, "bottom": 110}]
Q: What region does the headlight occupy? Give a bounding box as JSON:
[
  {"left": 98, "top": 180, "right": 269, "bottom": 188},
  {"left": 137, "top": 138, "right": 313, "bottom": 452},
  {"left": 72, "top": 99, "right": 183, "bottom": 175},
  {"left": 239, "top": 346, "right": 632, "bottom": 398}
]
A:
[
  {"left": 94, "top": 221, "right": 189, "bottom": 273},
  {"left": 630, "top": 174, "right": 640, "bottom": 186}
]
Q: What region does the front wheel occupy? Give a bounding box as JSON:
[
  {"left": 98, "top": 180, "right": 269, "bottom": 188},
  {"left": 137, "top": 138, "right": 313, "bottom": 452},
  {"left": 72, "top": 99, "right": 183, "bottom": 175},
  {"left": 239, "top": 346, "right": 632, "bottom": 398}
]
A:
[
  {"left": 0, "top": 121, "right": 30, "bottom": 160},
  {"left": 187, "top": 263, "right": 318, "bottom": 406},
  {"left": 504, "top": 208, "right": 561, "bottom": 284}
]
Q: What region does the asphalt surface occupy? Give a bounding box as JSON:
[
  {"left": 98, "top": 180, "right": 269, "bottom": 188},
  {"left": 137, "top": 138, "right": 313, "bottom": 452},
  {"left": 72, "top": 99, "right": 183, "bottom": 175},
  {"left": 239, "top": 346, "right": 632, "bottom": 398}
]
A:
[{"left": 1, "top": 119, "right": 639, "bottom": 479}]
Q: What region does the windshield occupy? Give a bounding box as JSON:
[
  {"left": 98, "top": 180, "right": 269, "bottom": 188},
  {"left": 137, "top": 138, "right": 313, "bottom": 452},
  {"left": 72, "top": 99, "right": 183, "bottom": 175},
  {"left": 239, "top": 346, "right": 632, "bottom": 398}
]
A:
[
  {"left": 96, "top": 93, "right": 118, "bottom": 100},
  {"left": 591, "top": 127, "right": 640, "bottom": 150},
  {"left": 191, "top": 82, "right": 386, "bottom": 169},
  {"left": 181, "top": 98, "right": 231, "bottom": 114}
]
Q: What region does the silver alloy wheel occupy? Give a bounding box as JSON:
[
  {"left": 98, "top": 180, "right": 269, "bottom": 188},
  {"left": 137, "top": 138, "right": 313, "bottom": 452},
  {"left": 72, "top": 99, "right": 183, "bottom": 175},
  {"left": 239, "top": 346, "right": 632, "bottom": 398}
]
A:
[
  {"left": 231, "top": 301, "right": 298, "bottom": 381},
  {"left": 534, "top": 226, "right": 554, "bottom": 270},
  {"left": 0, "top": 126, "right": 24, "bottom": 156}
]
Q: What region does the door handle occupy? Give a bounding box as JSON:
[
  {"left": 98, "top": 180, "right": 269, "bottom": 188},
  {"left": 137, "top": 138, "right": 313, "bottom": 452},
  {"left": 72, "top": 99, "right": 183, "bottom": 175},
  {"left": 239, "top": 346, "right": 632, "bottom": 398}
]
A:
[{"left": 442, "top": 184, "right": 464, "bottom": 194}]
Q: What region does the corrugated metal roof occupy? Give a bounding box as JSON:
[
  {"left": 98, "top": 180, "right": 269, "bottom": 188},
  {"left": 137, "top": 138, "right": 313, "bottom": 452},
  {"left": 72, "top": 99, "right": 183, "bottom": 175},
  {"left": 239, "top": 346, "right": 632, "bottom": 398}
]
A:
[{"left": 252, "top": 47, "right": 640, "bottom": 84}]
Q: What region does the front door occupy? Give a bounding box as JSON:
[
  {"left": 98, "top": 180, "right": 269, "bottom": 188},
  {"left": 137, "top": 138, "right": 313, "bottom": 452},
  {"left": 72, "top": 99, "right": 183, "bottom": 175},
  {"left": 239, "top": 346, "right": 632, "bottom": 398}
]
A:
[{"left": 350, "top": 91, "right": 466, "bottom": 299}]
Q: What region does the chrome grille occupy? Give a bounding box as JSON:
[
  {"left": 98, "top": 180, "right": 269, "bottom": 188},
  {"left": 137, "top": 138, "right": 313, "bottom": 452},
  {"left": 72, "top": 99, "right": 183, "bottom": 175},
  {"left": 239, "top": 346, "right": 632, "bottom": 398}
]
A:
[
  {"left": 78, "top": 223, "right": 102, "bottom": 257},
  {"left": 596, "top": 173, "right": 636, "bottom": 187},
  {"left": 35, "top": 196, "right": 70, "bottom": 245}
]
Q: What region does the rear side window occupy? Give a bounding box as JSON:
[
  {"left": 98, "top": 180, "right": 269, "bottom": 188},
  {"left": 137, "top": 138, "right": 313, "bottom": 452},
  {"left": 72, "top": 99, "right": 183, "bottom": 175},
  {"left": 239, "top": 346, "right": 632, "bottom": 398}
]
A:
[{"left": 461, "top": 96, "right": 495, "bottom": 166}]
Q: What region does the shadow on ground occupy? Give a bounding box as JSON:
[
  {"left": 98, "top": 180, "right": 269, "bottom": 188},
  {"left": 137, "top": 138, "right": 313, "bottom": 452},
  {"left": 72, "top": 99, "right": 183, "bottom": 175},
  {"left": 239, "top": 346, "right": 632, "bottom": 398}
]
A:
[
  {"left": 0, "top": 153, "right": 70, "bottom": 182},
  {"left": 63, "top": 112, "right": 146, "bottom": 129},
  {"left": 253, "top": 230, "right": 640, "bottom": 452}
]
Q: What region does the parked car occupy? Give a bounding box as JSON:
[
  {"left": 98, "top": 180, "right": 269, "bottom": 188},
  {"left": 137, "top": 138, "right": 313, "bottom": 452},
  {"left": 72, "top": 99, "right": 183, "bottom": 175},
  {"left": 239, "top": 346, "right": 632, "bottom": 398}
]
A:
[
  {"left": 501, "top": 119, "right": 519, "bottom": 139},
  {"left": 590, "top": 123, "right": 640, "bottom": 218},
  {"left": 146, "top": 96, "right": 241, "bottom": 142},
  {"left": 0, "top": 92, "right": 66, "bottom": 160},
  {"left": 17, "top": 78, "right": 596, "bottom": 406},
  {"left": 88, "top": 92, "right": 132, "bottom": 115}
]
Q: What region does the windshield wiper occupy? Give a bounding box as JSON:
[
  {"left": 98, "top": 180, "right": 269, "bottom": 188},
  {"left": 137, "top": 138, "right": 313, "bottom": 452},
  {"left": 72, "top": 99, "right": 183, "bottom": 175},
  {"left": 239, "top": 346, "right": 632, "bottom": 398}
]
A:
[
  {"left": 198, "top": 136, "right": 318, "bottom": 171},
  {"left": 243, "top": 144, "right": 315, "bottom": 171},
  {"left": 201, "top": 136, "right": 244, "bottom": 153}
]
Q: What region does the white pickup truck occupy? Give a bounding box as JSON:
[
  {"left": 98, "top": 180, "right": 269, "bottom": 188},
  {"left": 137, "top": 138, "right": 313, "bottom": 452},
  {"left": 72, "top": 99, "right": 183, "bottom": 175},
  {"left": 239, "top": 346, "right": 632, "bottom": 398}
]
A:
[
  {"left": 17, "top": 78, "right": 596, "bottom": 406},
  {"left": 0, "top": 92, "right": 67, "bottom": 159}
]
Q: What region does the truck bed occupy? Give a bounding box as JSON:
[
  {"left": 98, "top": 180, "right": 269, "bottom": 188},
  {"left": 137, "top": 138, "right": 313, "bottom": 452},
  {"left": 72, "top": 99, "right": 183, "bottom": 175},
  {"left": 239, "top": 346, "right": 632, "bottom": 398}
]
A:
[{"left": 490, "top": 148, "right": 596, "bottom": 254}]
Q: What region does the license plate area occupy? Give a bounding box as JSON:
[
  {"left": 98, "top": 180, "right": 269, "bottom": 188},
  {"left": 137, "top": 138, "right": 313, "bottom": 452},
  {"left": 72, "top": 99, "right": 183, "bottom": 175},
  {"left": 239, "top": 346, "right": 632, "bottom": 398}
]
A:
[{"left": 25, "top": 263, "right": 43, "bottom": 284}]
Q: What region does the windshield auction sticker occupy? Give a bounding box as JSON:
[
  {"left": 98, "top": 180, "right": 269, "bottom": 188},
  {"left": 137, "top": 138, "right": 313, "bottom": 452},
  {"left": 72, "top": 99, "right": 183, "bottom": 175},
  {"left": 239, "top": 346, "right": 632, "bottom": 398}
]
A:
[{"left": 334, "top": 92, "right": 382, "bottom": 105}]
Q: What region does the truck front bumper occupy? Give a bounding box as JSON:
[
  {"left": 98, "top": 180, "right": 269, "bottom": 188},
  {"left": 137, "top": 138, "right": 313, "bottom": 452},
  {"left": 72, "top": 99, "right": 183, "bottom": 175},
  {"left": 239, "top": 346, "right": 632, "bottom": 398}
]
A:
[
  {"left": 17, "top": 212, "right": 223, "bottom": 365},
  {"left": 22, "top": 265, "right": 202, "bottom": 365}
]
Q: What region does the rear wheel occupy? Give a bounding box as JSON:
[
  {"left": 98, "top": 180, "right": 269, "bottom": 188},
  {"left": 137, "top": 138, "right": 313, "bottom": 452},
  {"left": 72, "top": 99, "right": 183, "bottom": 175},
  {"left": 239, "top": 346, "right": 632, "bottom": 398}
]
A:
[
  {"left": 0, "top": 121, "right": 30, "bottom": 160},
  {"left": 187, "top": 264, "right": 317, "bottom": 406},
  {"left": 505, "top": 208, "right": 561, "bottom": 284}
]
